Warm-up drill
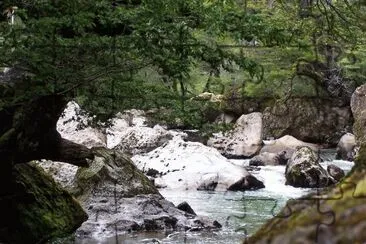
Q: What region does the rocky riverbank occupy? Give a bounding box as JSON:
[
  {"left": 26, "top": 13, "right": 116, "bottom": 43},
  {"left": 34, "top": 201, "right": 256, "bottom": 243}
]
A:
[{"left": 247, "top": 84, "right": 366, "bottom": 243}]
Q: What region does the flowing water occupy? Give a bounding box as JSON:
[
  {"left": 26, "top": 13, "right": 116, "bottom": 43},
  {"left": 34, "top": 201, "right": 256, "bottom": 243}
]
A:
[{"left": 76, "top": 151, "right": 354, "bottom": 244}]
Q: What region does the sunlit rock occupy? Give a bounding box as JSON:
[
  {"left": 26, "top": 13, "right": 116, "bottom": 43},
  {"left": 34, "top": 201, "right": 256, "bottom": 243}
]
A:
[
  {"left": 133, "top": 137, "right": 264, "bottom": 191},
  {"left": 207, "top": 112, "right": 263, "bottom": 158},
  {"left": 57, "top": 101, "right": 106, "bottom": 148}
]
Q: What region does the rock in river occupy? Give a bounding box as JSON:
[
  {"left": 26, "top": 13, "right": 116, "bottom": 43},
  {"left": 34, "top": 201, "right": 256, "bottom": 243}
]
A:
[
  {"left": 133, "top": 137, "right": 264, "bottom": 191},
  {"left": 207, "top": 112, "right": 263, "bottom": 158},
  {"left": 70, "top": 148, "right": 220, "bottom": 240},
  {"left": 285, "top": 146, "right": 333, "bottom": 188}
]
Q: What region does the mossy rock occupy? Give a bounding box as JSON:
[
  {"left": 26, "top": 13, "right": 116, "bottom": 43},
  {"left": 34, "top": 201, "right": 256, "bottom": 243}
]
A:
[
  {"left": 73, "top": 147, "right": 158, "bottom": 202},
  {"left": 0, "top": 163, "right": 87, "bottom": 244},
  {"left": 247, "top": 154, "right": 366, "bottom": 243}
]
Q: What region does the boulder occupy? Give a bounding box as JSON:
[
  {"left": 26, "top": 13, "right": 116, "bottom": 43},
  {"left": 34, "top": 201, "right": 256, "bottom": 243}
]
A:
[
  {"left": 214, "top": 113, "right": 236, "bottom": 124},
  {"left": 177, "top": 202, "right": 196, "bottom": 216},
  {"left": 72, "top": 148, "right": 220, "bottom": 239},
  {"left": 263, "top": 98, "right": 351, "bottom": 145},
  {"left": 112, "top": 125, "right": 174, "bottom": 155},
  {"left": 207, "top": 112, "right": 263, "bottom": 158},
  {"left": 0, "top": 163, "right": 87, "bottom": 244},
  {"left": 249, "top": 151, "right": 288, "bottom": 166},
  {"left": 351, "top": 84, "right": 366, "bottom": 146},
  {"left": 106, "top": 109, "right": 150, "bottom": 148},
  {"left": 132, "top": 137, "right": 264, "bottom": 191},
  {"left": 35, "top": 160, "right": 78, "bottom": 190},
  {"left": 260, "top": 135, "right": 319, "bottom": 159},
  {"left": 57, "top": 101, "right": 107, "bottom": 148},
  {"left": 227, "top": 175, "right": 265, "bottom": 191},
  {"left": 327, "top": 164, "right": 345, "bottom": 182},
  {"left": 285, "top": 147, "right": 332, "bottom": 188},
  {"left": 336, "top": 133, "right": 356, "bottom": 161}
]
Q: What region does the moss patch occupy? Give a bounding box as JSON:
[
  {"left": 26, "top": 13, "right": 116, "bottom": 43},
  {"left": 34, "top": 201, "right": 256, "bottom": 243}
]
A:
[{"left": 0, "top": 163, "right": 87, "bottom": 244}]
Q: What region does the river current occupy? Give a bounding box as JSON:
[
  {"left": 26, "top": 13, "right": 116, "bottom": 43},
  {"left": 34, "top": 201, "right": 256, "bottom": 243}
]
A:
[{"left": 77, "top": 150, "right": 354, "bottom": 244}]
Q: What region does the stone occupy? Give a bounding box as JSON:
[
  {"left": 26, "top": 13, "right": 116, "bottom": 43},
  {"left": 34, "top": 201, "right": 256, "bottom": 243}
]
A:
[
  {"left": 214, "top": 113, "right": 236, "bottom": 124},
  {"left": 57, "top": 101, "right": 107, "bottom": 148},
  {"left": 207, "top": 112, "right": 263, "bottom": 158},
  {"left": 227, "top": 175, "right": 265, "bottom": 191},
  {"left": 133, "top": 137, "right": 264, "bottom": 191},
  {"left": 71, "top": 148, "right": 221, "bottom": 239},
  {"left": 34, "top": 160, "right": 78, "bottom": 189},
  {"left": 285, "top": 147, "right": 332, "bottom": 188},
  {"left": 260, "top": 135, "right": 319, "bottom": 159},
  {"left": 177, "top": 201, "right": 197, "bottom": 216},
  {"left": 0, "top": 163, "right": 87, "bottom": 244},
  {"left": 327, "top": 164, "right": 345, "bottom": 182},
  {"left": 351, "top": 84, "right": 366, "bottom": 146},
  {"left": 112, "top": 125, "right": 174, "bottom": 155},
  {"left": 263, "top": 98, "right": 351, "bottom": 145},
  {"left": 249, "top": 151, "right": 288, "bottom": 166},
  {"left": 336, "top": 133, "right": 356, "bottom": 161}
]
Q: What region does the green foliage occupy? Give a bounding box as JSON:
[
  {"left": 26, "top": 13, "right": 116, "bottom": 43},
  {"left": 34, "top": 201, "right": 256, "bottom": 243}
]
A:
[
  {"left": 1, "top": 0, "right": 366, "bottom": 130},
  {"left": 0, "top": 0, "right": 264, "bottom": 129}
]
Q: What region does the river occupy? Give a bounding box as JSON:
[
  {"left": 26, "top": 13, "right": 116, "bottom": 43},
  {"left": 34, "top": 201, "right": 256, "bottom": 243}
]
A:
[{"left": 94, "top": 150, "right": 353, "bottom": 244}]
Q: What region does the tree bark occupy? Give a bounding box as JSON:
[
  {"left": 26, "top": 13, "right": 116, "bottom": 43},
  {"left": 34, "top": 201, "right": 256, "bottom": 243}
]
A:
[{"left": 0, "top": 93, "right": 93, "bottom": 194}]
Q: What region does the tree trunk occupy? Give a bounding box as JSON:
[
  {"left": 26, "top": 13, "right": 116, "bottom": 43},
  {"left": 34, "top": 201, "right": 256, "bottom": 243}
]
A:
[{"left": 0, "top": 93, "right": 94, "bottom": 195}]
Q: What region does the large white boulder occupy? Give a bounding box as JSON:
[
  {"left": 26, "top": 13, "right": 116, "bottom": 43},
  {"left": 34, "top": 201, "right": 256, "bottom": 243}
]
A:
[
  {"left": 207, "top": 112, "right": 263, "bottom": 158},
  {"left": 132, "top": 137, "right": 264, "bottom": 191},
  {"left": 58, "top": 102, "right": 177, "bottom": 155},
  {"left": 57, "top": 101, "right": 107, "bottom": 148}
]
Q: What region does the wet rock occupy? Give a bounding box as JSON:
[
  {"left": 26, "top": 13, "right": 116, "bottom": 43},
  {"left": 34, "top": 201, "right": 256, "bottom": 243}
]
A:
[
  {"left": 227, "top": 175, "right": 265, "bottom": 191},
  {"left": 0, "top": 163, "right": 87, "bottom": 244},
  {"left": 285, "top": 146, "right": 332, "bottom": 188},
  {"left": 133, "top": 137, "right": 264, "bottom": 191},
  {"left": 71, "top": 148, "right": 221, "bottom": 239},
  {"left": 177, "top": 202, "right": 197, "bottom": 216},
  {"left": 336, "top": 133, "right": 356, "bottom": 161},
  {"left": 327, "top": 164, "right": 345, "bottom": 182},
  {"left": 207, "top": 112, "right": 263, "bottom": 158},
  {"left": 183, "top": 130, "right": 207, "bottom": 144},
  {"left": 249, "top": 151, "right": 288, "bottom": 166}
]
